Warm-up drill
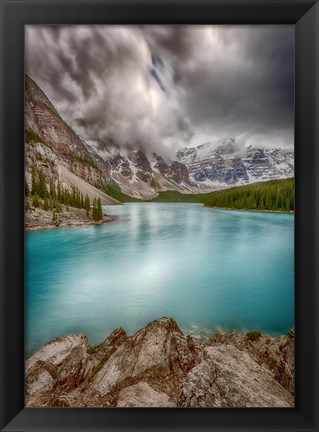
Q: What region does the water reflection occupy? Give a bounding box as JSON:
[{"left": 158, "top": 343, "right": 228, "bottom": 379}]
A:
[{"left": 26, "top": 203, "right": 294, "bottom": 356}]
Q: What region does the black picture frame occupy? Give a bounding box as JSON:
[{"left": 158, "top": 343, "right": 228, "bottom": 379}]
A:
[{"left": 0, "top": 0, "right": 318, "bottom": 431}]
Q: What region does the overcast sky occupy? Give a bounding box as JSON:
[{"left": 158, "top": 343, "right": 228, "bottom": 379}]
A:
[{"left": 25, "top": 25, "right": 294, "bottom": 156}]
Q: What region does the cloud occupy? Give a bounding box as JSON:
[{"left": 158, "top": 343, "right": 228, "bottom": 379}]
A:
[{"left": 25, "top": 25, "right": 294, "bottom": 155}]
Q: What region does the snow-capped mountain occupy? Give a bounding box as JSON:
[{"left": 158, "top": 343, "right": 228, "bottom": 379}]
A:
[
  {"left": 25, "top": 74, "right": 294, "bottom": 201},
  {"left": 176, "top": 138, "right": 294, "bottom": 187},
  {"left": 25, "top": 74, "right": 196, "bottom": 201},
  {"left": 100, "top": 149, "right": 194, "bottom": 199}
]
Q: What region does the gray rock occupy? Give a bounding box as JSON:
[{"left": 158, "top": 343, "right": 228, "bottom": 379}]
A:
[
  {"left": 25, "top": 328, "right": 128, "bottom": 407},
  {"left": 212, "top": 329, "right": 295, "bottom": 395},
  {"left": 27, "top": 369, "right": 54, "bottom": 398},
  {"left": 91, "top": 317, "right": 199, "bottom": 396},
  {"left": 26, "top": 334, "right": 88, "bottom": 373},
  {"left": 178, "top": 344, "right": 294, "bottom": 408},
  {"left": 25, "top": 319, "right": 295, "bottom": 408},
  {"left": 82, "top": 327, "right": 127, "bottom": 385},
  {"left": 25, "top": 75, "right": 93, "bottom": 160},
  {"left": 117, "top": 382, "right": 175, "bottom": 407},
  {"left": 25, "top": 334, "right": 88, "bottom": 406}
]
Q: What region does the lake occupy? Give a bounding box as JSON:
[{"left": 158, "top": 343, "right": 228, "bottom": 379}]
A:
[{"left": 25, "top": 203, "right": 294, "bottom": 356}]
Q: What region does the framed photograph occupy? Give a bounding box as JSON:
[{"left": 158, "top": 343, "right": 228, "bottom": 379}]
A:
[{"left": 0, "top": 0, "right": 318, "bottom": 431}]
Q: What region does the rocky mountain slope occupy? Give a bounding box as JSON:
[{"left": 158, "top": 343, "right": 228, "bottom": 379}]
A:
[
  {"left": 102, "top": 150, "right": 194, "bottom": 199},
  {"left": 25, "top": 75, "right": 118, "bottom": 205},
  {"left": 25, "top": 317, "right": 294, "bottom": 408},
  {"left": 25, "top": 75, "right": 294, "bottom": 203},
  {"left": 176, "top": 138, "right": 294, "bottom": 187},
  {"left": 25, "top": 74, "right": 194, "bottom": 201}
]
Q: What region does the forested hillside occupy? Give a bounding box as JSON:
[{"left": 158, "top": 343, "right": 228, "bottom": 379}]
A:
[
  {"left": 201, "top": 178, "right": 294, "bottom": 211},
  {"left": 148, "top": 178, "right": 294, "bottom": 212}
]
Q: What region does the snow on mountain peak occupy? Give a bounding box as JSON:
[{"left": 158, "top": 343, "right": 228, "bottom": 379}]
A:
[{"left": 176, "top": 138, "right": 294, "bottom": 187}]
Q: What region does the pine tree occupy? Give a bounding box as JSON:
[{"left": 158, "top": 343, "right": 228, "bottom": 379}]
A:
[
  {"left": 265, "top": 192, "right": 270, "bottom": 210},
  {"left": 57, "top": 182, "right": 62, "bottom": 202},
  {"left": 31, "top": 167, "right": 37, "bottom": 195},
  {"left": 49, "top": 179, "right": 56, "bottom": 200},
  {"left": 37, "top": 168, "right": 48, "bottom": 199},
  {"left": 43, "top": 197, "right": 49, "bottom": 210},
  {"left": 92, "top": 198, "right": 102, "bottom": 221},
  {"left": 54, "top": 200, "right": 62, "bottom": 212},
  {"left": 32, "top": 193, "right": 39, "bottom": 208},
  {"left": 85, "top": 194, "right": 90, "bottom": 216},
  {"left": 201, "top": 179, "right": 293, "bottom": 212},
  {"left": 71, "top": 186, "right": 76, "bottom": 207},
  {"left": 275, "top": 189, "right": 281, "bottom": 210},
  {"left": 97, "top": 198, "right": 102, "bottom": 220},
  {"left": 92, "top": 198, "right": 97, "bottom": 221}
]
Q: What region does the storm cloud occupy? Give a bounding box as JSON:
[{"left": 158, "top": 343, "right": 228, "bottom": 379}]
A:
[{"left": 25, "top": 25, "right": 294, "bottom": 155}]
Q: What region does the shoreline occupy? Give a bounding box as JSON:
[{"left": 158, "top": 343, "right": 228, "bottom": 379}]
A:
[
  {"left": 27, "top": 322, "right": 294, "bottom": 360},
  {"left": 25, "top": 215, "right": 114, "bottom": 232},
  {"left": 25, "top": 202, "right": 294, "bottom": 233},
  {"left": 203, "top": 205, "right": 294, "bottom": 214},
  {"left": 145, "top": 201, "right": 294, "bottom": 214},
  {"left": 125, "top": 200, "right": 294, "bottom": 214},
  {"left": 25, "top": 205, "right": 116, "bottom": 232}
]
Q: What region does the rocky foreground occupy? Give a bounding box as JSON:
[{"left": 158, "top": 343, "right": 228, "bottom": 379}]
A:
[{"left": 25, "top": 317, "right": 294, "bottom": 408}]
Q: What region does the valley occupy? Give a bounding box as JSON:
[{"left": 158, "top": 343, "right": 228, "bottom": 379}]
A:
[
  {"left": 25, "top": 73, "right": 294, "bottom": 231},
  {"left": 23, "top": 24, "right": 296, "bottom": 410}
]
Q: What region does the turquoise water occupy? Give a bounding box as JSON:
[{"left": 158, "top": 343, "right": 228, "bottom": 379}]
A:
[{"left": 25, "top": 203, "right": 294, "bottom": 356}]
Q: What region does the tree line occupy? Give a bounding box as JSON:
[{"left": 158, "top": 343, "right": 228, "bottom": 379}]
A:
[
  {"left": 149, "top": 178, "right": 294, "bottom": 212},
  {"left": 201, "top": 178, "right": 294, "bottom": 211},
  {"left": 25, "top": 167, "right": 103, "bottom": 220}
]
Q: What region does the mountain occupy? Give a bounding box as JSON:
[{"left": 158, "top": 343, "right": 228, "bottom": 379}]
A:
[
  {"left": 25, "top": 74, "right": 193, "bottom": 202},
  {"left": 25, "top": 74, "right": 118, "bottom": 205},
  {"left": 25, "top": 74, "right": 294, "bottom": 205},
  {"left": 97, "top": 149, "right": 194, "bottom": 200},
  {"left": 176, "top": 138, "right": 294, "bottom": 187}
]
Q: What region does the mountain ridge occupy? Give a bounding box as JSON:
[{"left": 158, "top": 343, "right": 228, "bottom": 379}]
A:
[
  {"left": 176, "top": 139, "right": 294, "bottom": 187},
  {"left": 25, "top": 74, "right": 294, "bottom": 207},
  {"left": 25, "top": 74, "right": 195, "bottom": 203}
]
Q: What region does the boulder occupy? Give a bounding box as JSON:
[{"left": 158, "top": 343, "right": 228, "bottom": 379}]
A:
[
  {"left": 117, "top": 382, "right": 175, "bottom": 407},
  {"left": 82, "top": 327, "right": 127, "bottom": 385},
  {"left": 25, "top": 319, "right": 295, "bottom": 408},
  {"left": 25, "top": 334, "right": 88, "bottom": 406},
  {"left": 178, "top": 344, "right": 294, "bottom": 408},
  {"left": 91, "top": 317, "right": 199, "bottom": 396},
  {"left": 212, "top": 329, "right": 295, "bottom": 395},
  {"left": 273, "top": 330, "right": 295, "bottom": 395}
]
